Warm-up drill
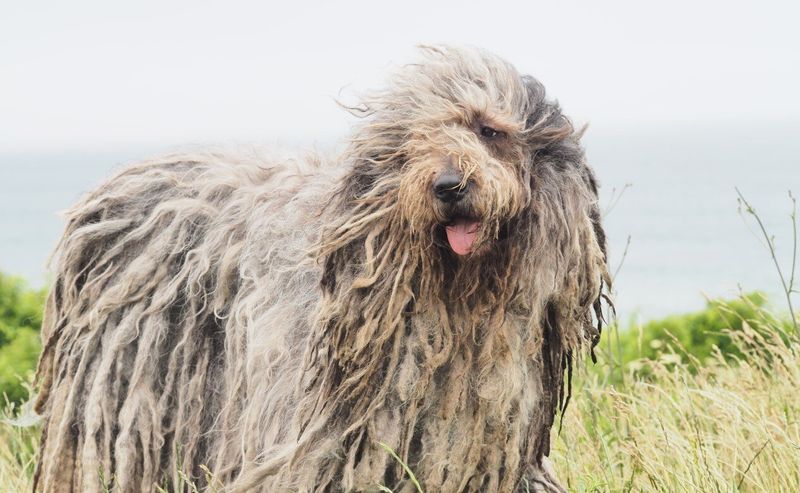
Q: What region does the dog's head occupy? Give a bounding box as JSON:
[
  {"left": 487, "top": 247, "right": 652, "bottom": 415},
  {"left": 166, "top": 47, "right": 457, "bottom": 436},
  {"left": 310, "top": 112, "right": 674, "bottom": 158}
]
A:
[
  {"left": 337, "top": 46, "right": 592, "bottom": 262},
  {"left": 322, "top": 45, "right": 606, "bottom": 312}
]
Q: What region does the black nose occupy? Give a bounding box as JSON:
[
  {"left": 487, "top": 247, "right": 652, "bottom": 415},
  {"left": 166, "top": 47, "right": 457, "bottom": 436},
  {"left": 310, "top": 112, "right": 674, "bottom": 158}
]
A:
[{"left": 433, "top": 172, "right": 470, "bottom": 203}]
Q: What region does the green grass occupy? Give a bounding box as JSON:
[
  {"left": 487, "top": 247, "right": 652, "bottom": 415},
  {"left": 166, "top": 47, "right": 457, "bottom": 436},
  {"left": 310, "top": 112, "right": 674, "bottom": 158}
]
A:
[
  {"left": 0, "top": 387, "right": 40, "bottom": 493},
  {"left": 550, "top": 295, "right": 800, "bottom": 492}
]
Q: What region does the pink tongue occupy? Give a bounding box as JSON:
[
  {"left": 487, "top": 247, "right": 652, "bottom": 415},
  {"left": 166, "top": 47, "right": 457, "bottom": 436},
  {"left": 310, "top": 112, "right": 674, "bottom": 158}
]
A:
[{"left": 445, "top": 220, "right": 480, "bottom": 256}]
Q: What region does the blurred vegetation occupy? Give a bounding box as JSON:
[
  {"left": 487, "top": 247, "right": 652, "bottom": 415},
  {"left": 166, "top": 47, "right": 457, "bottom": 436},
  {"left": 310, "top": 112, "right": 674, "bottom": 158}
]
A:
[
  {"left": 597, "top": 292, "right": 798, "bottom": 384},
  {"left": 0, "top": 273, "right": 45, "bottom": 405}
]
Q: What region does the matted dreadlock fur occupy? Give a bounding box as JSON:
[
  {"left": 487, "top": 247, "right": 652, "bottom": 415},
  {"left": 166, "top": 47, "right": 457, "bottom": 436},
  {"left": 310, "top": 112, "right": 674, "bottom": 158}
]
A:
[{"left": 33, "top": 46, "right": 610, "bottom": 493}]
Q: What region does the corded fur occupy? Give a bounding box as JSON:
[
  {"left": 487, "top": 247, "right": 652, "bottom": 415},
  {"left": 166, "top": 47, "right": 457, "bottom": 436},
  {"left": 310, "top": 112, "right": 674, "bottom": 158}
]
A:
[{"left": 33, "top": 46, "right": 610, "bottom": 493}]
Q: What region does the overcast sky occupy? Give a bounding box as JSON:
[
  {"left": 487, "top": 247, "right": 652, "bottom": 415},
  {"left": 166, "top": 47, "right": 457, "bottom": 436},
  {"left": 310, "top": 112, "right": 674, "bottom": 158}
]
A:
[{"left": 1, "top": 0, "right": 798, "bottom": 152}]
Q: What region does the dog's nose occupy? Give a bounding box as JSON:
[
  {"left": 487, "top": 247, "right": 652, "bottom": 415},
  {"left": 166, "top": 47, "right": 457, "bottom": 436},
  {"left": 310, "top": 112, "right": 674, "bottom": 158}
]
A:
[{"left": 433, "top": 172, "right": 469, "bottom": 203}]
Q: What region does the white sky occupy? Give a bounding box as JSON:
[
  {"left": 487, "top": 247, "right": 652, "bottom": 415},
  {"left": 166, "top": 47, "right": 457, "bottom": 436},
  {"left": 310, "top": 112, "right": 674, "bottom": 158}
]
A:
[{"left": 1, "top": 0, "right": 799, "bottom": 152}]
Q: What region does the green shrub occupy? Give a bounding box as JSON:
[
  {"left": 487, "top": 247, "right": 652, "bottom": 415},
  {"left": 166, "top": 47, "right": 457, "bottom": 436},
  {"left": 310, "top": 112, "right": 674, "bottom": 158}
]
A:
[
  {"left": 597, "top": 292, "right": 796, "bottom": 384},
  {"left": 0, "top": 274, "right": 45, "bottom": 404},
  {"left": 629, "top": 292, "right": 767, "bottom": 360}
]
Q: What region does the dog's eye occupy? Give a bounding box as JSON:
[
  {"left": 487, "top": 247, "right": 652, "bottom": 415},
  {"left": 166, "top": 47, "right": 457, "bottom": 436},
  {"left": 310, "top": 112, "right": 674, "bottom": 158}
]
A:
[{"left": 479, "top": 126, "right": 504, "bottom": 139}]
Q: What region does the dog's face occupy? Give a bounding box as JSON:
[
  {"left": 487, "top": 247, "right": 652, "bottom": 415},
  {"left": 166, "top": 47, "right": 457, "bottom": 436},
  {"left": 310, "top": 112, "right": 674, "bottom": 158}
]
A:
[
  {"left": 342, "top": 46, "right": 584, "bottom": 262},
  {"left": 395, "top": 56, "right": 532, "bottom": 257}
]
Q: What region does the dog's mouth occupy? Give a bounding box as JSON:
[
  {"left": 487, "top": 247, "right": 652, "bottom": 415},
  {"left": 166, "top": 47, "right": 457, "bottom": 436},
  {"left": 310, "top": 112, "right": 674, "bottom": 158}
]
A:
[{"left": 443, "top": 217, "right": 481, "bottom": 256}]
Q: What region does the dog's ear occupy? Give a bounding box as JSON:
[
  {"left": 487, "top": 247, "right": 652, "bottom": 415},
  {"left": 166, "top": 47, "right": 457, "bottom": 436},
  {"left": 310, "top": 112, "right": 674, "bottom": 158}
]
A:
[
  {"left": 522, "top": 73, "right": 612, "bottom": 360},
  {"left": 521, "top": 73, "right": 603, "bottom": 260},
  {"left": 521, "top": 75, "right": 575, "bottom": 153}
]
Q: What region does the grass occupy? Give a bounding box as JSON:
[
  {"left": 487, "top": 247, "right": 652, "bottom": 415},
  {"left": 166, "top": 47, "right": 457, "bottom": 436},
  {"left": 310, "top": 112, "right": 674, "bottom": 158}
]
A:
[
  {"left": 551, "top": 299, "right": 800, "bottom": 493},
  {"left": 0, "top": 388, "right": 40, "bottom": 493}
]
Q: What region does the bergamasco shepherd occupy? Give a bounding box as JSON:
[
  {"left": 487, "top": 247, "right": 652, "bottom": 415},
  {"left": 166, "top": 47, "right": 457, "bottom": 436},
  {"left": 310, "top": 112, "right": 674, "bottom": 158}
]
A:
[{"left": 33, "top": 46, "right": 610, "bottom": 492}]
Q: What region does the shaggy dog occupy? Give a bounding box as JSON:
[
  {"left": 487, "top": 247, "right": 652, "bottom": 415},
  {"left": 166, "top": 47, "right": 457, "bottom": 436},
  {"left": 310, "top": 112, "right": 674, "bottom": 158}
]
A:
[{"left": 33, "top": 46, "right": 610, "bottom": 492}]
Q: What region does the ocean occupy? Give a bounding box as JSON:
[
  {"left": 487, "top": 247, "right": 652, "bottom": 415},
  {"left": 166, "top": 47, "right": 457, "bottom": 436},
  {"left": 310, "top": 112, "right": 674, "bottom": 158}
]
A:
[{"left": 2, "top": 122, "right": 798, "bottom": 322}]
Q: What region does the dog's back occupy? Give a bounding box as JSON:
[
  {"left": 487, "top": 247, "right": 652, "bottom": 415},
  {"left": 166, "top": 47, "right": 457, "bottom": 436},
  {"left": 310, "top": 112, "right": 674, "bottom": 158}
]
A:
[{"left": 34, "top": 150, "right": 331, "bottom": 492}]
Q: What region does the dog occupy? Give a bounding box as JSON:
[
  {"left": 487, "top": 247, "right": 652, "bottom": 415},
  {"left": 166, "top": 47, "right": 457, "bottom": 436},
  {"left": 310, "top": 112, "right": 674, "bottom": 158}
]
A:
[{"left": 33, "top": 45, "right": 610, "bottom": 492}]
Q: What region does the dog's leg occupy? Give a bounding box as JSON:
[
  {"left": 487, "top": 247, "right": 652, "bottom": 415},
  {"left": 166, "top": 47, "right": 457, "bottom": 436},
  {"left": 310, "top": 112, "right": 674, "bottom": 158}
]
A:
[{"left": 522, "top": 457, "right": 567, "bottom": 493}]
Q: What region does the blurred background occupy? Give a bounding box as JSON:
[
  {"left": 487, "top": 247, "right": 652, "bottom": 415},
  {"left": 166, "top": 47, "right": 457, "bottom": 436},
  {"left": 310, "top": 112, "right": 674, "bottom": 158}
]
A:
[{"left": 1, "top": 0, "right": 798, "bottom": 321}]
